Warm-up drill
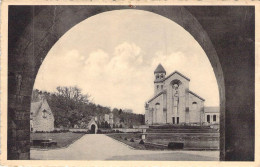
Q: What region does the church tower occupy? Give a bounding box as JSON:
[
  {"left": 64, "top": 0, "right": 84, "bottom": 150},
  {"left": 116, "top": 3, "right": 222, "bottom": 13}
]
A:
[{"left": 154, "top": 64, "right": 166, "bottom": 95}]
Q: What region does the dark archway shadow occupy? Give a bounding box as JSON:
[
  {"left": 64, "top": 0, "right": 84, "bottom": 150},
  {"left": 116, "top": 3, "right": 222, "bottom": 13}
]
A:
[{"left": 7, "top": 6, "right": 254, "bottom": 161}]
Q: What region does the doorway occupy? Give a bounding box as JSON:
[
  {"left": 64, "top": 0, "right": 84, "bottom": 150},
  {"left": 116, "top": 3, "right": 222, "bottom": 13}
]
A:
[{"left": 90, "top": 124, "right": 96, "bottom": 134}]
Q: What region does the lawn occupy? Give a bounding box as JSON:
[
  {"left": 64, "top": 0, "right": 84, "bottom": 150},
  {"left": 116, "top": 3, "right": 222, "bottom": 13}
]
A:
[
  {"left": 106, "top": 133, "right": 148, "bottom": 150},
  {"left": 30, "top": 132, "right": 85, "bottom": 149},
  {"left": 107, "top": 132, "right": 219, "bottom": 150}
]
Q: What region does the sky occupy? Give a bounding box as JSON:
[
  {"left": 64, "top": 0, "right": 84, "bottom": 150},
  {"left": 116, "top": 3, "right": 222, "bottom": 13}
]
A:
[{"left": 34, "top": 9, "right": 219, "bottom": 114}]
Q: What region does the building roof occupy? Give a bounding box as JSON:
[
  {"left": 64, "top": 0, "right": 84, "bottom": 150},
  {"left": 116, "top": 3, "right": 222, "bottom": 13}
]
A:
[
  {"left": 147, "top": 90, "right": 166, "bottom": 103},
  {"left": 164, "top": 71, "right": 190, "bottom": 81},
  {"left": 204, "top": 107, "right": 219, "bottom": 113},
  {"left": 154, "top": 70, "right": 190, "bottom": 83},
  {"left": 154, "top": 64, "right": 166, "bottom": 74},
  {"left": 31, "top": 101, "right": 42, "bottom": 116},
  {"left": 30, "top": 99, "right": 53, "bottom": 117},
  {"left": 189, "top": 90, "right": 205, "bottom": 101}
]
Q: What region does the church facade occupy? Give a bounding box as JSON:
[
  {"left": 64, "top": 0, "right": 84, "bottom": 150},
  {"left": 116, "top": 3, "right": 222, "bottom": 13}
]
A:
[{"left": 145, "top": 64, "right": 207, "bottom": 125}]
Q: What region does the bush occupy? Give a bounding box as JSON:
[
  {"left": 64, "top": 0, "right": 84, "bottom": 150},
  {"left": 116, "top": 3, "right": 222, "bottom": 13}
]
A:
[
  {"left": 124, "top": 137, "right": 127, "bottom": 140},
  {"left": 35, "top": 129, "right": 69, "bottom": 133},
  {"left": 139, "top": 139, "right": 144, "bottom": 144},
  {"left": 130, "top": 138, "right": 134, "bottom": 142},
  {"left": 168, "top": 142, "right": 184, "bottom": 149},
  {"left": 72, "top": 131, "right": 88, "bottom": 134}
]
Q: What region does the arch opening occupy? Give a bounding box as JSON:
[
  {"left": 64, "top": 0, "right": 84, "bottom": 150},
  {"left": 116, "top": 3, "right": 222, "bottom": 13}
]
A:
[{"left": 8, "top": 6, "right": 226, "bottom": 160}]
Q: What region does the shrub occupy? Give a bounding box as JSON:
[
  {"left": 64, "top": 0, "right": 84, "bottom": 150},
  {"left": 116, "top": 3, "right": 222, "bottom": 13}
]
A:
[
  {"left": 72, "top": 131, "right": 88, "bottom": 134},
  {"left": 168, "top": 142, "right": 184, "bottom": 149},
  {"left": 139, "top": 139, "right": 144, "bottom": 144},
  {"left": 130, "top": 138, "right": 134, "bottom": 142}
]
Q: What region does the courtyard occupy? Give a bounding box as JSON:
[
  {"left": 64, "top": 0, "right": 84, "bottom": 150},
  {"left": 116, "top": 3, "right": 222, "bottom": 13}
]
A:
[{"left": 30, "top": 134, "right": 219, "bottom": 160}]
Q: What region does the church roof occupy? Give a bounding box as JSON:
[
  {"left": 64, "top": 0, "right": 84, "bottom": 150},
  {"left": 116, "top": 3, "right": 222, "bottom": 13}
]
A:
[
  {"left": 204, "top": 107, "right": 219, "bottom": 113},
  {"left": 154, "top": 71, "right": 190, "bottom": 83},
  {"left": 147, "top": 90, "right": 166, "bottom": 103},
  {"left": 154, "top": 64, "right": 166, "bottom": 74},
  {"left": 164, "top": 71, "right": 190, "bottom": 81},
  {"left": 189, "top": 90, "right": 205, "bottom": 101}
]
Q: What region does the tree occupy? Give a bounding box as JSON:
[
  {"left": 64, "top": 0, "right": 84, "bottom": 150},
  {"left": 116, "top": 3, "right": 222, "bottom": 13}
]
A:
[
  {"left": 31, "top": 87, "right": 145, "bottom": 129},
  {"left": 104, "top": 121, "right": 109, "bottom": 129},
  {"left": 56, "top": 86, "right": 91, "bottom": 110},
  {"left": 119, "top": 109, "right": 123, "bottom": 115}
]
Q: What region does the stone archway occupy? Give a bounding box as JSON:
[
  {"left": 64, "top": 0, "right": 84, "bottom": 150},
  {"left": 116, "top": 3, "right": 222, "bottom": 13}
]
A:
[{"left": 7, "top": 6, "right": 254, "bottom": 161}]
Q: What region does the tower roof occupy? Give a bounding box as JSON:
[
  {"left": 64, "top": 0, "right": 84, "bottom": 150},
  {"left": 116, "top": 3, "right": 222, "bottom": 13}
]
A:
[{"left": 154, "top": 64, "right": 166, "bottom": 74}]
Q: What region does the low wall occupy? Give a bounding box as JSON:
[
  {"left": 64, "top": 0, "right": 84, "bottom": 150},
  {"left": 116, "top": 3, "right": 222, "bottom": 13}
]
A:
[
  {"left": 113, "top": 128, "right": 146, "bottom": 133},
  {"left": 69, "top": 128, "right": 88, "bottom": 132}
]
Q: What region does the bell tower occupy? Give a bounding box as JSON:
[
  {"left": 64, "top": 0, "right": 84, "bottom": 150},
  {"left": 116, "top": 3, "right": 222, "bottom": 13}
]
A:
[{"left": 154, "top": 64, "right": 166, "bottom": 95}]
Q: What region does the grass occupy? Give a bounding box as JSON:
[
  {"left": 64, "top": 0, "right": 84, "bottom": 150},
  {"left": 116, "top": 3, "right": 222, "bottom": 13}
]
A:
[
  {"left": 30, "top": 132, "right": 85, "bottom": 149},
  {"left": 106, "top": 133, "right": 148, "bottom": 150},
  {"left": 107, "top": 132, "right": 219, "bottom": 150}
]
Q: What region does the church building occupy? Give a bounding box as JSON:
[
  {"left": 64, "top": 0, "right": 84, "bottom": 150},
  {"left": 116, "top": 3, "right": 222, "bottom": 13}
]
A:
[{"left": 145, "top": 64, "right": 207, "bottom": 125}]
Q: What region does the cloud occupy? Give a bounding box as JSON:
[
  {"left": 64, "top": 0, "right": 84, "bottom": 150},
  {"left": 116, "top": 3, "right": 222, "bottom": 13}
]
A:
[
  {"left": 33, "top": 9, "right": 220, "bottom": 114},
  {"left": 78, "top": 42, "right": 153, "bottom": 113},
  {"left": 152, "top": 51, "right": 188, "bottom": 71}
]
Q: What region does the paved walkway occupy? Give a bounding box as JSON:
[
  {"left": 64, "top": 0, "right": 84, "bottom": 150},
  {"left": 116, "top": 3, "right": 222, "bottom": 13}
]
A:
[{"left": 30, "top": 134, "right": 219, "bottom": 160}]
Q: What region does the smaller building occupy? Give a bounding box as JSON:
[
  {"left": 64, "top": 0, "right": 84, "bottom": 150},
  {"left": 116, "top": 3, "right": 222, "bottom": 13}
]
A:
[
  {"left": 98, "top": 112, "right": 114, "bottom": 128},
  {"left": 204, "top": 107, "right": 220, "bottom": 125},
  {"left": 30, "top": 98, "right": 54, "bottom": 132},
  {"left": 87, "top": 117, "right": 98, "bottom": 134}
]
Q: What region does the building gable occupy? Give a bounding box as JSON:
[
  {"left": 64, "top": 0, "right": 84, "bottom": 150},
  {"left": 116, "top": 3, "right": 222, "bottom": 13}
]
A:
[
  {"left": 164, "top": 71, "right": 190, "bottom": 82},
  {"left": 147, "top": 90, "right": 166, "bottom": 103},
  {"left": 31, "top": 99, "right": 54, "bottom": 119},
  {"left": 189, "top": 90, "right": 205, "bottom": 101}
]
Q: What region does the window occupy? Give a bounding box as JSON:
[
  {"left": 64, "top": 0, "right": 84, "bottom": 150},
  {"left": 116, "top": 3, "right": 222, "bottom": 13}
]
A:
[
  {"left": 192, "top": 102, "right": 198, "bottom": 110},
  {"left": 213, "top": 115, "right": 217, "bottom": 122},
  {"left": 155, "top": 103, "right": 160, "bottom": 110},
  {"left": 161, "top": 85, "right": 163, "bottom": 89},
  {"left": 160, "top": 74, "right": 164, "bottom": 79},
  {"left": 172, "top": 117, "right": 175, "bottom": 124},
  {"left": 207, "top": 115, "right": 210, "bottom": 123},
  {"left": 173, "top": 83, "right": 179, "bottom": 90},
  {"left": 156, "top": 74, "right": 159, "bottom": 79},
  {"left": 177, "top": 117, "right": 179, "bottom": 124},
  {"left": 157, "top": 85, "right": 159, "bottom": 89},
  {"left": 42, "top": 110, "right": 47, "bottom": 118}
]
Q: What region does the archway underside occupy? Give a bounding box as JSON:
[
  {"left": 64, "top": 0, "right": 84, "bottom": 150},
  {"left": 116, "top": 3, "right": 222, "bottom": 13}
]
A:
[{"left": 7, "top": 6, "right": 254, "bottom": 161}]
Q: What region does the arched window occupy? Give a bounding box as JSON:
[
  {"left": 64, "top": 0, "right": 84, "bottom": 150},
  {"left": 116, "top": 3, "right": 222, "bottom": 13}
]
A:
[
  {"left": 171, "top": 80, "right": 182, "bottom": 90},
  {"left": 156, "top": 74, "right": 159, "bottom": 79},
  {"left": 155, "top": 103, "right": 160, "bottom": 110},
  {"left": 173, "top": 83, "right": 179, "bottom": 90},
  {"left": 42, "top": 110, "right": 47, "bottom": 118},
  {"left": 192, "top": 102, "right": 198, "bottom": 110}
]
